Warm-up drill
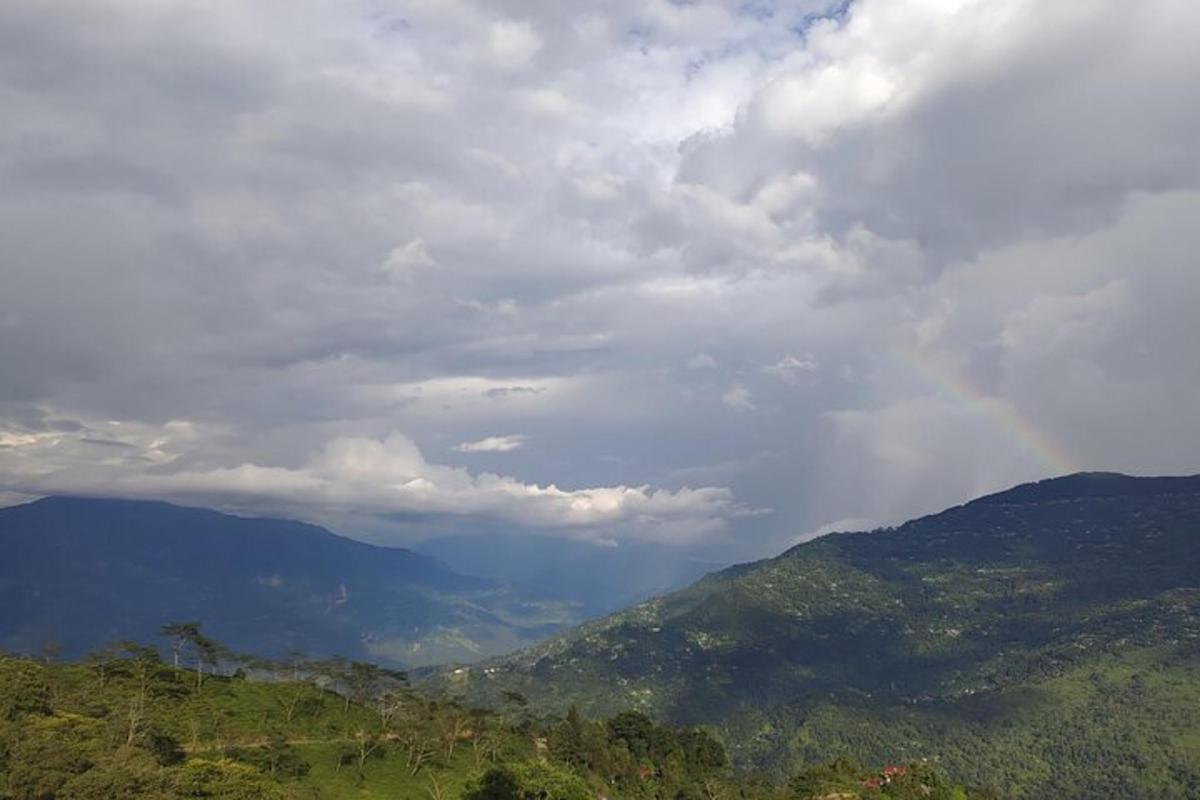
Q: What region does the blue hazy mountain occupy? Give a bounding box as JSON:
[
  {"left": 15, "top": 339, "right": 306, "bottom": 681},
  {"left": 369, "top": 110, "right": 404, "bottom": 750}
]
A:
[
  {"left": 415, "top": 532, "right": 725, "bottom": 615},
  {"left": 0, "top": 496, "right": 582, "bottom": 667}
]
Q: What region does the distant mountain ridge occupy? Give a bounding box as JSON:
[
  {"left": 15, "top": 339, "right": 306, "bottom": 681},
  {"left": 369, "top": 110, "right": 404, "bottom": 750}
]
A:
[
  {"left": 0, "top": 496, "right": 581, "bottom": 667},
  {"left": 435, "top": 472, "right": 1200, "bottom": 799},
  {"left": 415, "top": 532, "right": 725, "bottom": 616},
  {"left": 969, "top": 470, "right": 1200, "bottom": 504}
]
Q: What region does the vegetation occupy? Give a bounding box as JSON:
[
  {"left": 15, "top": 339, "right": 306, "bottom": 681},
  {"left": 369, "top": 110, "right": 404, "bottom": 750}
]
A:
[
  {"left": 0, "top": 637, "right": 986, "bottom": 799},
  {"left": 433, "top": 474, "right": 1200, "bottom": 799},
  {"left": 5, "top": 474, "right": 1197, "bottom": 798}
]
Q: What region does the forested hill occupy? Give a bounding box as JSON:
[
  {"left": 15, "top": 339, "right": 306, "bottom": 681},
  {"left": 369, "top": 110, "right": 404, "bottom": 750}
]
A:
[
  {"left": 434, "top": 472, "right": 1200, "bottom": 799},
  {"left": 0, "top": 497, "right": 581, "bottom": 667},
  {"left": 0, "top": 648, "right": 990, "bottom": 799}
]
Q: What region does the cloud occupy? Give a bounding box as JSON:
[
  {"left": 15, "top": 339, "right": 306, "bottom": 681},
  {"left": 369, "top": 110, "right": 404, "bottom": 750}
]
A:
[
  {"left": 380, "top": 239, "right": 438, "bottom": 283},
  {"left": 488, "top": 19, "right": 543, "bottom": 69},
  {"left": 454, "top": 434, "right": 527, "bottom": 453},
  {"left": 0, "top": 422, "right": 735, "bottom": 541},
  {"left": 1, "top": 0, "right": 1198, "bottom": 559},
  {"left": 765, "top": 354, "right": 819, "bottom": 384},
  {"left": 721, "top": 385, "right": 756, "bottom": 412}
]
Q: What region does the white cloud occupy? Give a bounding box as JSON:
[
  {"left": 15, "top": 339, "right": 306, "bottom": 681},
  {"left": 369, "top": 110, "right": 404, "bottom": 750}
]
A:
[
  {"left": 380, "top": 239, "right": 438, "bottom": 283},
  {"left": 765, "top": 354, "right": 819, "bottom": 384},
  {"left": 0, "top": 421, "right": 735, "bottom": 541},
  {"left": 721, "top": 384, "right": 756, "bottom": 412},
  {"left": 454, "top": 434, "right": 527, "bottom": 453},
  {"left": 488, "top": 20, "right": 543, "bottom": 69}
]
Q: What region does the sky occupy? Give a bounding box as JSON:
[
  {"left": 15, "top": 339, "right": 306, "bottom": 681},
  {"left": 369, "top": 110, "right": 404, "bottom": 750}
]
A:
[{"left": 2, "top": 0, "right": 1199, "bottom": 561}]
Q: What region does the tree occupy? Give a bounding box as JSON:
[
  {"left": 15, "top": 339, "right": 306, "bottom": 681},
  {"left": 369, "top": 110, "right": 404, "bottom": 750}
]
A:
[
  {"left": 170, "top": 757, "right": 285, "bottom": 799},
  {"left": 376, "top": 685, "right": 411, "bottom": 731},
  {"left": 223, "top": 732, "right": 309, "bottom": 779},
  {"left": 158, "top": 622, "right": 200, "bottom": 673},
  {"left": 56, "top": 749, "right": 172, "bottom": 799},
  {"left": 82, "top": 644, "right": 124, "bottom": 689},
  {"left": 158, "top": 622, "right": 223, "bottom": 688},
  {"left": 462, "top": 765, "right": 522, "bottom": 800},
  {"left": 607, "top": 710, "right": 656, "bottom": 759},
  {"left": 551, "top": 705, "right": 587, "bottom": 768},
  {"left": 338, "top": 729, "right": 385, "bottom": 782},
  {"left": 307, "top": 656, "right": 349, "bottom": 712},
  {"left": 462, "top": 762, "right": 593, "bottom": 800},
  {"left": 470, "top": 708, "right": 499, "bottom": 766},
  {"left": 0, "top": 656, "right": 51, "bottom": 720},
  {"left": 256, "top": 655, "right": 319, "bottom": 724},
  {"left": 679, "top": 727, "right": 727, "bottom": 776},
  {"left": 118, "top": 643, "right": 161, "bottom": 747},
  {"left": 347, "top": 661, "right": 381, "bottom": 709},
  {"left": 440, "top": 703, "right": 470, "bottom": 760},
  {"left": 788, "top": 757, "right": 863, "bottom": 799},
  {"left": 3, "top": 713, "right": 101, "bottom": 799},
  {"left": 191, "top": 633, "right": 221, "bottom": 689},
  {"left": 40, "top": 640, "right": 62, "bottom": 665},
  {"left": 425, "top": 773, "right": 449, "bottom": 800},
  {"left": 405, "top": 729, "right": 437, "bottom": 776}
]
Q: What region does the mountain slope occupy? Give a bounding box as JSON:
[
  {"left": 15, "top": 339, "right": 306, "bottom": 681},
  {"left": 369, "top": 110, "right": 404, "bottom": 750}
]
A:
[
  {"left": 0, "top": 496, "right": 580, "bottom": 667},
  {"left": 436, "top": 473, "right": 1200, "bottom": 798},
  {"left": 416, "top": 532, "right": 724, "bottom": 616}
]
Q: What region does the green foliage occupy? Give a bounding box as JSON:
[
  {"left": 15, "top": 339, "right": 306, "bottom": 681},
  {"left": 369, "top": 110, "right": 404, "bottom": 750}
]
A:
[
  {"left": 787, "top": 759, "right": 983, "bottom": 800},
  {"left": 2, "top": 713, "right": 101, "bottom": 799},
  {"left": 440, "top": 475, "right": 1200, "bottom": 798},
  {"left": 462, "top": 762, "right": 592, "bottom": 800},
  {"left": 169, "top": 758, "right": 285, "bottom": 799},
  {"left": 57, "top": 751, "right": 174, "bottom": 800},
  {"left": 0, "top": 644, "right": 798, "bottom": 800},
  {"left": 607, "top": 711, "right": 656, "bottom": 759},
  {"left": 221, "top": 734, "right": 308, "bottom": 779},
  {"left": 0, "top": 658, "right": 49, "bottom": 720},
  {"left": 788, "top": 756, "right": 863, "bottom": 798}
]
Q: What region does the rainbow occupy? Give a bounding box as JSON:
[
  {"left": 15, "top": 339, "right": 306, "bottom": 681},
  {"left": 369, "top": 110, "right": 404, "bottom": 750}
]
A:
[{"left": 889, "top": 346, "right": 1078, "bottom": 476}]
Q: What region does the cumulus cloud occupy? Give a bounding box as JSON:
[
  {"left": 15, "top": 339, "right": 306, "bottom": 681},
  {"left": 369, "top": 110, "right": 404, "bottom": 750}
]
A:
[
  {"left": 1, "top": 0, "right": 1199, "bottom": 557},
  {"left": 0, "top": 421, "right": 734, "bottom": 541},
  {"left": 454, "top": 434, "right": 527, "bottom": 453},
  {"left": 380, "top": 239, "right": 438, "bottom": 283}
]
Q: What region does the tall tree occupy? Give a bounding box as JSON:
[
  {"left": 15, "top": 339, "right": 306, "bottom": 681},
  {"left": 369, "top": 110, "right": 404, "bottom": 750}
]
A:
[{"left": 158, "top": 621, "right": 200, "bottom": 673}]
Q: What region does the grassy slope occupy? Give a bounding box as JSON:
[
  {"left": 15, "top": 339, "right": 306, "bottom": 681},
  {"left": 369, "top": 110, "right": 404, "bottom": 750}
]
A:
[
  {"left": 1, "top": 655, "right": 534, "bottom": 799},
  {"left": 287, "top": 743, "right": 494, "bottom": 800}
]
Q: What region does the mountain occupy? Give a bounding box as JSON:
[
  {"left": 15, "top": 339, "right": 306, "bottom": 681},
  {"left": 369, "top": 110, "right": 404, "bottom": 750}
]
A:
[
  {"left": 0, "top": 496, "right": 581, "bottom": 667},
  {"left": 434, "top": 473, "right": 1200, "bottom": 799},
  {"left": 415, "top": 532, "right": 725, "bottom": 616}
]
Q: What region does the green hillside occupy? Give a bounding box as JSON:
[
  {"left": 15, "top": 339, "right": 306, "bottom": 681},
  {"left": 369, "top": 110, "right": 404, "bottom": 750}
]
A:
[
  {"left": 0, "top": 646, "right": 987, "bottom": 799},
  {"left": 430, "top": 473, "right": 1200, "bottom": 798}
]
